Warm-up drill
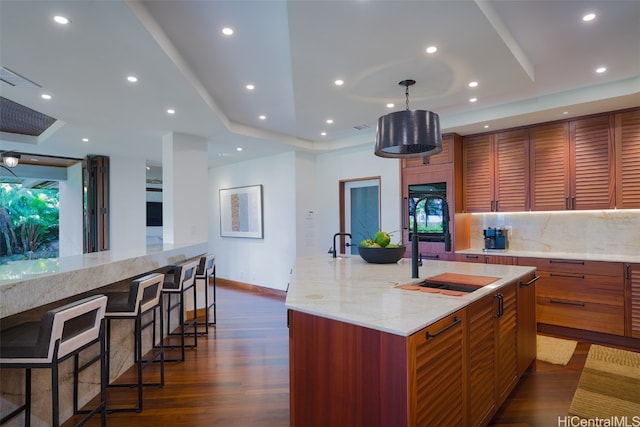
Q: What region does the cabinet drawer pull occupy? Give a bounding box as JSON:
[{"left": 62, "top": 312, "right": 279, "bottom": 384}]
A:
[
  {"left": 426, "top": 316, "right": 461, "bottom": 340},
  {"left": 465, "top": 255, "right": 480, "bottom": 260},
  {"left": 519, "top": 275, "right": 540, "bottom": 287},
  {"left": 549, "top": 298, "right": 585, "bottom": 307},
  {"left": 549, "top": 272, "right": 585, "bottom": 279},
  {"left": 422, "top": 254, "right": 440, "bottom": 260},
  {"left": 549, "top": 259, "right": 585, "bottom": 265}
]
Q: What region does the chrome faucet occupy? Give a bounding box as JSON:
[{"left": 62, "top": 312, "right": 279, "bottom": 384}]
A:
[
  {"left": 410, "top": 196, "right": 451, "bottom": 278},
  {"left": 331, "top": 233, "right": 352, "bottom": 258}
]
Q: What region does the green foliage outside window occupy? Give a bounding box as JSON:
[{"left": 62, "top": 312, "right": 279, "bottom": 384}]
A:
[{"left": 0, "top": 183, "right": 59, "bottom": 263}]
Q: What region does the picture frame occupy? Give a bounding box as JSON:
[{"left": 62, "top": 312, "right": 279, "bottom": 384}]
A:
[{"left": 219, "top": 185, "right": 263, "bottom": 239}]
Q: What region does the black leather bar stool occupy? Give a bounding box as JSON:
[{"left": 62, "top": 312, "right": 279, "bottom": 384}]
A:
[
  {"left": 102, "top": 272, "right": 165, "bottom": 413},
  {"left": 194, "top": 253, "right": 216, "bottom": 334},
  {"left": 161, "top": 259, "right": 199, "bottom": 362},
  {"left": 0, "top": 295, "right": 108, "bottom": 427}
]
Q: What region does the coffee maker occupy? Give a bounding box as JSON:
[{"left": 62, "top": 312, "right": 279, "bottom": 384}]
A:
[{"left": 483, "top": 227, "right": 508, "bottom": 251}]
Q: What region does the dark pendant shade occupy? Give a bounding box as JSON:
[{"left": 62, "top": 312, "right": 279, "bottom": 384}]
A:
[{"left": 374, "top": 109, "right": 442, "bottom": 158}]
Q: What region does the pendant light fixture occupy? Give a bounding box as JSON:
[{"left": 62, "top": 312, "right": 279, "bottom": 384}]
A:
[
  {"left": 1, "top": 151, "right": 20, "bottom": 168},
  {"left": 374, "top": 79, "right": 442, "bottom": 158}
]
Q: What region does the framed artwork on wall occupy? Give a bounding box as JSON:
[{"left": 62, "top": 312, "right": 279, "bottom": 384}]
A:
[{"left": 219, "top": 185, "right": 263, "bottom": 239}]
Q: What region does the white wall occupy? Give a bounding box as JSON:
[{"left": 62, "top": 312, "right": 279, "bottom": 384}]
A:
[
  {"left": 314, "top": 144, "right": 402, "bottom": 254},
  {"left": 295, "top": 152, "right": 318, "bottom": 257},
  {"left": 58, "top": 163, "right": 84, "bottom": 256},
  {"left": 109, "top": 155, "right": 147, "bottom": 250},
  {"left": 209, "top": 151, "right": 297, "bottom": 291}
]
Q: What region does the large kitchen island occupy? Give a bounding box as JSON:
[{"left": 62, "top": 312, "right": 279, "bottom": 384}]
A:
[{"left": 285, "top": 255, "right": 538, "bottom": 427}]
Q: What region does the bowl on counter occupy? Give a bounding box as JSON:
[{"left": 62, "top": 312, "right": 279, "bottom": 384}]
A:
[{"left": 357, "top": 245, "right": 406, "bottom": 264}]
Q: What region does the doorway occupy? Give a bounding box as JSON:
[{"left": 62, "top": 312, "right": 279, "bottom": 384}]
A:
[{"left": 340, "top": 178, "right": 380, "bottom": 254}]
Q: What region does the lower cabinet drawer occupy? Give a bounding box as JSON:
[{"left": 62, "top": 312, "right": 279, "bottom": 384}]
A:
[{"left": 536, "top": 272, "right": 624, "bottom": 335}]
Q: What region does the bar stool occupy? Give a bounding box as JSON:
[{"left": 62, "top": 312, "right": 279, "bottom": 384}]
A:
[
  {"left": 0, "top": 295, "right": 108, "bottom": 427},
  {"left": 161, "top": 259, "right": 199, "bottom": 362},
  {"left": 102, "top": 272, "right": 165, "bottom": 413},
  {"left": 194, "top": 253, "right": 216, "bottom": 334}
]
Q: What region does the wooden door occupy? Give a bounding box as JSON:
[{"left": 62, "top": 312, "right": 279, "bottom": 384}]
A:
[
  {"left": 495, "top": 283, "right": 518, "bottom": 405},
  {"left": 463, "top": 134, "right": 494, "bottom": 212},
  {"left": 530, "top": 122, "right": 570, "bottom": 211},
  {"left": 615, "top": 109, "right": 640, "bottom": 208},
  {"left": 494, "top": 129, "right": 529, "bottom": 211},
  {"left": 570, "top": 115, "right": 615, "bottom": 210},
  {"left": 517, "top": 273, "right": 538, "bottom": 377},
  {"left": 625, "top": 263, "right": 640, "bottom": 338}
]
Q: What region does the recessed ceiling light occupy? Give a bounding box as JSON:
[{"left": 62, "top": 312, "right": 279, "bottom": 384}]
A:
[
  {"left": 334, "top": 79, "right": 344, "bottom": 86},
  {"left": 321, "top": 132, "right": 327, "bottom": 136},
  {"left": 127, "top": 76, "right": 138, "bottom": 83},
  {"left": 468, "top": 81, "right": 478, "bottom": 88},
  {"left": 259, "top": 115, "right": 266, "bottom": 120},
  {"left": 326, "top": 119, "right": 333, "bottom": 124},
  {"left": 386, "top": 103, "right": 395, "bottom": 109},
  {"left": 53, "top": 15, "right": 69, "bottom": 25},
  {"left": 563, "top": 111, "right": 569, "bottom": 115},
  {"left": 246, "top": 84, "right": 255, "bottom": 90},
  {"left": 82, "top": 138, "right": 89, "bottom": 142},
  {"left": 167, "top": 109, "right": 175, "bottom": 115},
  {"left": 41, "top": 93, "right": 51, "bottom": 100},
  {"left": 469, "top": 98, "right": 477, "bottom": 103},
  {"left": 484, "top": 125, "right": 490, "bottom": 129},
  {"left": 222, "top": 27, "right": 234, "bottom": 36},
  {"left": 596, "top": 66, "right": 607, "bottom": 74},
  {"left": 236, "top": 147, "right": 243, "bottom": 152},
  {"left": 582, "top": 13, "right": 596, "bottom": 22},
  {"left": 426, "top": 46, "right": 437, "bottom": 54}
]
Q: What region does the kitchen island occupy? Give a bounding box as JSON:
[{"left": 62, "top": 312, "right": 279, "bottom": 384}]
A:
[{"left": 286, "top": 255, "right": 537, "bottom": 427}]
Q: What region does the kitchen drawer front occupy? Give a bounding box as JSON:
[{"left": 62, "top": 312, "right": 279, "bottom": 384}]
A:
[
  {"left": 536, "top": 272, "right": 624, "bottom": 335},
  {"left": 517, "top": 257, "right": 622, "bottom": 277}
]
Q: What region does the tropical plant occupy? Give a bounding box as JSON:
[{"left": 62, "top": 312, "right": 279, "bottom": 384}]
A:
[{"left": 0, "top": 183, "right": 59, "bottom": 261}]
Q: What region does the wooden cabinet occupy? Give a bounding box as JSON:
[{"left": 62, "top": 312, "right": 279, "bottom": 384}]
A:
[
  {"left": 401, "top": 133, "right": 463, "bottom": 259},
  {"left": 516, "top": 273, "right": 538, "bottom": 377},
  {"left": 456, "top": 253, "right": 515, "bottom": 265},
  {"left": 466, "top": 283, "right": 518, "bottom": 427},
  {"left": 518, "top": 257, "right": 624, "bottom": 335},
  {"left": 409, "top": 311, "right": 465, "bottom": 426},
  {"left": 462, "top": 129, "right": 528, "bottom": 212},
  {"left": 615, "top": 109, "right": 640, "bottom": 208},
  {"left": 624, "top": 263, "right": 640, "bottom": 338},
  {"left": 529, "top": 122, "right": 570, "bottom": 211}
]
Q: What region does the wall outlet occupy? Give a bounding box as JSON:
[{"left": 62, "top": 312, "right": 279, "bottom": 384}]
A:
[{"left": 503, "top": 225, "right": 513, "bottom": 237}]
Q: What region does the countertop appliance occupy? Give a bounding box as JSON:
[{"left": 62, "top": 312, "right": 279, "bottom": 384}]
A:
[{"left": 483, "top": 227, "right": 508, "bottom": 251}]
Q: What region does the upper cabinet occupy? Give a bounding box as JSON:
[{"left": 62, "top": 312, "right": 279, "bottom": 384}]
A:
[
  {"left": 461, "top": 108, "right": 636, "bottom": 213},
  {"left": 463, "top": 129, "right": 528, "bottom": 212},
  {"left": 615, "top": 109, "right": 640, "bottom": 209}
]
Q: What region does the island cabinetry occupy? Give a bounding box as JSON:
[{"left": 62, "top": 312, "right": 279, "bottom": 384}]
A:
[
  {"left": 625, "top": 263, "right": 640, "bottom": 338},
  {"left": 288, "top": 310, "right": 409, "bottom": 427},
  {"left": 517, "top": 273, "right": 538, "bottom": 377},
  {"left": 463, "top": 129, "right": 529, "bottom": 213},
  {"left": 409, "top": 310, "right": 466, "bottom": 426},
  {"left": 518, "top": 257, "right": 624, "bottom": 335},
  {"left": 466, "top": 283, "right": 517, "bottom": 427}
]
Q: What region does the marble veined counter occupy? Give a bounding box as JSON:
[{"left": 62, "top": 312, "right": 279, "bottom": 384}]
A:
[
  {"left": 0, "top": 242, "right": 208, "bottom": 318},
  {"left": 285, "top": 255, "right": 535, "bottom": 336}
]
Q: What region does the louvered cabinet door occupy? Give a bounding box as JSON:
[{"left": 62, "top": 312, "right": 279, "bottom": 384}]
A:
[
  {"left": 463, "top": 134, "right": 494, "bottom": 212},
  {"left": 408, "top": 311, "right": 465, "bottom": 427},
  {"left": 466, "top": 294, "right": 496, "bottom": 427},
  {"left": 495, "top": 283, "right": 518, "bottom": 406},
  {"left": 615, "top": 109, "right": 640, "bottom": 208},
  {"left": 570, "top": 115, "right": 615, "bottom": 210},
  {"left": 626, "top": 263, "right": 640, "bottom": 338},
  {"left": 530, "top": 122, "right": 570, "bottom": 211},
  {"left": 495, "top": 129, "right": 529, "bottom": 211}
]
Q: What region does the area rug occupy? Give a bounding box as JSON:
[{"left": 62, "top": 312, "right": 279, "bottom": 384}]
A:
[
  {"left": 569, "top": 344, "right": 640, "bottom": 420},
  {"left": 537, "top": 335, "right": 578, "bottom": 366}
]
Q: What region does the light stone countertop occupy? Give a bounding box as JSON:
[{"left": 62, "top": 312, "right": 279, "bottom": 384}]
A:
[
  {"left": 456, "top": 248, "right": 640, "bottom": 264},
  {"left": 0, "top": 242, "right": 208, "bottom": 318},
  {"left": 285, "top": 255, "right": 536, "bottom": 337}
]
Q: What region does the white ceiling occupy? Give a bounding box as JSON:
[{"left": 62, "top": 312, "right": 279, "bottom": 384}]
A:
[{"left": 1, "top": 0, "right": 639, "bottom": 171}]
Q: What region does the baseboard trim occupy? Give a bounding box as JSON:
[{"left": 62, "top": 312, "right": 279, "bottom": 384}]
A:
[{"left": 217, "top": 278, "right": 287, "bottom": 299}]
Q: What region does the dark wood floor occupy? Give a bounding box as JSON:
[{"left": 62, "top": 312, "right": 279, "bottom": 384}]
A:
[{"left": 70, "top": 283, "right": 593, "bottom": 427}]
